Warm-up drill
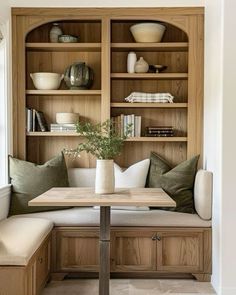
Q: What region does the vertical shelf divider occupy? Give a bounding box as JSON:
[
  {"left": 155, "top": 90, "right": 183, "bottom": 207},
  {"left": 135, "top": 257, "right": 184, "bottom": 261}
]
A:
[{"left": 101, "top": 17, "right": 111, "bottom": 122}]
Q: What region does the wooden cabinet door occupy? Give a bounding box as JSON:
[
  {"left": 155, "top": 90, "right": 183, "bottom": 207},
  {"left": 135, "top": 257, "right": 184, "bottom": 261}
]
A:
[
  {"left": 111, "top": 230, "right": 157, "bottom": 272},
  {"left": 36, "top": 236, "right": 51, "bottom": 294},
  {"left": 156, "top": 230, "right": 204, "bottom": 273},
  {"left": 52, "top": 228, "right": 99, "bottom": 272}
]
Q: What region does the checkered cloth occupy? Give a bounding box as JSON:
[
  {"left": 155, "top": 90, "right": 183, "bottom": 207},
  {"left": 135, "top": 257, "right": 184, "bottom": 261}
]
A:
[{"left": 125, "top": 92, "right": 174, "bottom": 103}]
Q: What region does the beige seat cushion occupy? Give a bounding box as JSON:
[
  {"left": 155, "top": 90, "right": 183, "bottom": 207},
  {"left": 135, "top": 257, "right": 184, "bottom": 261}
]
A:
[
  {"left": 194, "top": 170, "right": 213, "bottom": 220},
  {"left": 15, "top": 207, "right": 211, "bottom": 227},
  {"left": 0, "top": 217, "right": 53, "bottom": 266}
]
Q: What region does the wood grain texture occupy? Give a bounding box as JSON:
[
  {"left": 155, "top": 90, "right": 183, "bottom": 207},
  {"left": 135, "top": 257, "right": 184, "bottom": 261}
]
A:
[
  {"left": 29, "top": 187, "right": 176, "bottom": 207},
  {"left": 0, "top": 234, "right": 51, "bottom": 295}
]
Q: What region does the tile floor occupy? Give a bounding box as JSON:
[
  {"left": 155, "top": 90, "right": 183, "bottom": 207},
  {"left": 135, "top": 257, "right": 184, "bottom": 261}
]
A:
[{"left": 42, "top": 279, "right": 216, "bottom": 295}]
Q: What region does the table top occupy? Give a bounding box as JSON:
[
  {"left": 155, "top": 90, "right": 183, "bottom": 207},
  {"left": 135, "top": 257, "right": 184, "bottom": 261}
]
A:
[{"left": 29, "top": 187, "right": 176, "bottom": 207}]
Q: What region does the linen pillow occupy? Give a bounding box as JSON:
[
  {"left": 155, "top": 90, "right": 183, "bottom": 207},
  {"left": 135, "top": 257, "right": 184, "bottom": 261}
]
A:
[
  {"left": 114, "top": 159, "right": 150, "bottom": 211},
  {"left": 146, "top": 152, "right": 199, "bottom": 213},
  {"left": 94, "top": 159, "right": 150, "bottom": 211},
  {"left": 9, "top": 153, "right": 70, "bottom": 216}
]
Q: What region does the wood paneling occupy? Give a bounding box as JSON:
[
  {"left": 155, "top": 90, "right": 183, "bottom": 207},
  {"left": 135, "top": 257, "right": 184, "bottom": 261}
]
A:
[
  {"left": 52, "top": 228, "right": 99, "bottom": 272},
  {"left": 156, "top": 230, "right": 203, "bottom": 272},
  {"left": 0, "top": 234, "right": 51, "bottom": 295},
  {"left": 111, "top": 230, "right": 157, "bottom": 271}
]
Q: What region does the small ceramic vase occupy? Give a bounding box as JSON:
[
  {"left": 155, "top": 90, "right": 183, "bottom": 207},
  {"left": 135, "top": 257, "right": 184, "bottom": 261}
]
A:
[
  {"left": 127, "top": 52, "right": 137, "bottom": 73},
  {"left": 50, "top": 23, "right": 63, "bottom": 43},
  {"left": 134, "top": 57, "right": 149, "bottom": 73},
  {"left": 95, "top": 159, "right": 115, "bottom": 194}
]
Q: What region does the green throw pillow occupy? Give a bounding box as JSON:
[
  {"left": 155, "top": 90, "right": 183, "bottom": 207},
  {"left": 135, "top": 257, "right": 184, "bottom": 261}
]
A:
[
  {"left": 146, "top": 152, "right": 199, "bottom": 214},
  {"left": 9, "top": 153, "right": 70, "bottom": 216}
]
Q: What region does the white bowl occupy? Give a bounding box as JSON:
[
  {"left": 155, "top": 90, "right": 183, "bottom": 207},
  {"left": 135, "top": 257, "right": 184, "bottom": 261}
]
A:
[
  {"left": 56, "top": 112, "right": 79, "bottom": 124},
  {"left": 130, "top": 22, "right": 166, "bottom": 43},
  {"left": 30, "top": 72, "right": 64, "bottom": 90}
]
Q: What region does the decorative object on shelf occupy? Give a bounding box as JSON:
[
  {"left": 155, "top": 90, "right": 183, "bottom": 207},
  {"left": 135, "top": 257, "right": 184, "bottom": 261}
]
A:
[
  {"left": 145, "top": 126, "right": 174, "bottom": 137},
  {"left": 127, "top": 51, "right": 137, "bottom": 73},
  {"left": 64, "top": 120, "right": 132, "bottom": 194},
  {"left": 125, "top": 92, "right": 174, "bottom": 103},
  {"left": 58, "top": 34, "right": 79, "bottom": 43},
  {"left": 134, "top": 57, "right": 149, "bottom": 73},
  {"left": 64, "top": 62, "right": 94, "bottom": 90},
  {"left": 49, "top": 23, "right": 63, "bottom": 43},
  {"left": 149, "top": 64, "right": 168, "bottom": 73},
  {"left": 130, "top": 22, "right": 166, "bottom": 43},
  {"left": 56, "top": 112, "right": 79, "bottom": 124},
  {"left": 30, "top": 72, "right": 64, "bottom": 90}
]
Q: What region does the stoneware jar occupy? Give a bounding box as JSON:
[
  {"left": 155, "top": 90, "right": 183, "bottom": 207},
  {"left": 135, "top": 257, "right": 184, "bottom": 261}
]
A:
[
  {"left": 49, "top": 23, "right": 63, "bottom": 43},
  {"left": 127, "top": 51, "right": 137, "bottom": 73},
  {"left": 134, "top": 57, "right": 149, "bottom": 73},
  {"left": 95, "top": 159, "right": 115, "bottom": 194},
  {"left": 64, "top": 62, "right": 94, "bottom": 90}
]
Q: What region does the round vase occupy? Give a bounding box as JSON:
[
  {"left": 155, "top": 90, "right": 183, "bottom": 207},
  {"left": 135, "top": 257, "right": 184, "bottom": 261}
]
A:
[
  {"left": 49, "top": 23, "right": 63, "bottom": 43},
  {"left": 64, "top": 62, "right": 94, "bottom": 90},
  {"left": 127, "top": 52, "right": 137, "bottom": 73},
  {"left": 95, "top": 159, "right": 115, "bottom": 194},
  {"left": 134, "top": 57, "right": 149, "bottom": 73}
]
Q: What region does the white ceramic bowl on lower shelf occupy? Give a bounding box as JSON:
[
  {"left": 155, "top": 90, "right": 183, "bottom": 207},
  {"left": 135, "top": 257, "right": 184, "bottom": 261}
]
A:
[
  {"left": 30, "top": 72, "right": 64, "bottom": 90},
  {"left": 56, "top": 113, "right": 79, "bottom": 124},
  {"left": 130, "top": 22, "right": 166, "bottom": 43}
]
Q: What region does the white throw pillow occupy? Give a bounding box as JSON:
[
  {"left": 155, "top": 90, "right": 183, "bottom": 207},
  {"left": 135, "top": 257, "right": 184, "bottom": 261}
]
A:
[{"left": 94, "top": 159, "right": 150, "bottom": 211}]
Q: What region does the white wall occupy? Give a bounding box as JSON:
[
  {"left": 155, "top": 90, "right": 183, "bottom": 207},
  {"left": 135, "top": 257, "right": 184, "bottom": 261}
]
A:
[
  {"left": 221, "top": 0, "right": 236, "bottom": 294},
  {"left": 204, "top": 0, "right": 223, "bottom": 292}
]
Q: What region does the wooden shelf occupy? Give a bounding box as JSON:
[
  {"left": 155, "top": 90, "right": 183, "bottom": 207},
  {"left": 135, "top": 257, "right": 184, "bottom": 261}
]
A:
[
  {"left": 111, "top": 103, "right": 188, "bottom": 108},
  {"left": 26, "top": 132, "right": 80, "bottom": 137},
  {"left": 125, "top": 137, "right": 188, "bottom": 142},
  {"left": 26, "top": 42, "right": 101, "bottom": 52},
  {"left": 110, "top": 73, "right": 188, "bottom": 80},
  {"left": 26, "top": 90, "right": 102, "bottom": 96},
  {"left": 111, "top": 42, "right": 189, "bottom": 52}
]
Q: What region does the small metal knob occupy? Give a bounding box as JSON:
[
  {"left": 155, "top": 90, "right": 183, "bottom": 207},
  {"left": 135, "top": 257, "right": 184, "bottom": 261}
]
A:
[
  {"left": 38, "top": 257, "right": 43, "bottom": 264},
  {"left": 156, "top": 235, "right": 162, "bottom": 241},
  {"left": 151, "top": 235, "right": 157, "bottom": 241}
]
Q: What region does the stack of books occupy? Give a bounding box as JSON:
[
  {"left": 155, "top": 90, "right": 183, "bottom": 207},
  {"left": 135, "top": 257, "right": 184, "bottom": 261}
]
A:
[
  {"left": 50, "top": 124, "right": 77, "bottom": 133},
  {"left": 26, "top": 108, "right": 48, "bottom": 132},
  {"left": 145, "top": 126, "right": 174, "bottom": 137},
  {"left": 112, "top": 114, "right": 142, "bottom": 138}
]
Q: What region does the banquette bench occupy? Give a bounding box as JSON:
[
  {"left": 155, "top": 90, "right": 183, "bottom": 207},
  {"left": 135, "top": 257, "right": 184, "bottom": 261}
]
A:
[{"left": 0, "top": 169, "right": 212, "bottom": 295}]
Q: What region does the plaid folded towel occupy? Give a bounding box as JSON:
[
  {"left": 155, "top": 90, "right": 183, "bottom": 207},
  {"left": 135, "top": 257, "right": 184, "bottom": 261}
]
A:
[{"left": 125, "top": 92, "right": 174, "bottom": 103}]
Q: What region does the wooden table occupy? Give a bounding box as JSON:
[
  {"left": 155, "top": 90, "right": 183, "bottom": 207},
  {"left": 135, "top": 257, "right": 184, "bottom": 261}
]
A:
[{"left": 29, "top": 187, "right": 176, "bottom": 295}]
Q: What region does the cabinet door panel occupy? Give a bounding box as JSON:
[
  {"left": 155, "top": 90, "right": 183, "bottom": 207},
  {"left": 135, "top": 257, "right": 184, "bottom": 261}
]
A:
[
  {"left": 111, "top": 231, "right": 156, "bottom": 272},
  {"left": 36, "top": 237, "right": 51, "bottom": 293},
  {"left": 53, "top": 229, "right": 99, "bottom": 272},
  {"left": 156, "top": 230, "right": 203, "bottom": 272}
]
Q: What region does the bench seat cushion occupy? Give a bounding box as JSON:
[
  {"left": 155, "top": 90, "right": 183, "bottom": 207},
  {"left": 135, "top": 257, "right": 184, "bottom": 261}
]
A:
[
  {"left": 0, "top": 217, "right": 53, "bottom": 266},
  {"left": 14, "top": 207, "right": 211, "bottom": 227}
]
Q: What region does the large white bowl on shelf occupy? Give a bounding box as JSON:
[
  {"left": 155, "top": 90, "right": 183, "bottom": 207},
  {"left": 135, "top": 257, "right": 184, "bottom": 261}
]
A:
[
  {"left": 30, "top": 72, "right": 64, "bottom": 90},
  {"left": 130, "top": 22, "right": 166, "bottom": 43},
  {"left": 56, "top": 112, "right": 79, "bottom": 124}
]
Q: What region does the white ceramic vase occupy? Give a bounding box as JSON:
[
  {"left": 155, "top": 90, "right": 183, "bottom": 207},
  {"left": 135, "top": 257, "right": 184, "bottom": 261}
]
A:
[
  {"left": 95, "top": 159, "right": 115, "bottom": 194},
  {"left": 127, "top": 52, "right": 137, "bottom": 73},
  {"left": 50, "top": 23, "right": 63, "bottom": 43},
  {"left": 134, "top": 57, "right": 149, "bottom": 73}
]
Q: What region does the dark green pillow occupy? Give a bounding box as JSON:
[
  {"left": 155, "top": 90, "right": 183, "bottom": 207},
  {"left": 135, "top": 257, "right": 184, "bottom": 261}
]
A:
[
  {"left": 146, "top": 152, "right": 199, "bottom": 214},
  {"left": 9, "top": 153, "right": 70, "bottom": 216}
]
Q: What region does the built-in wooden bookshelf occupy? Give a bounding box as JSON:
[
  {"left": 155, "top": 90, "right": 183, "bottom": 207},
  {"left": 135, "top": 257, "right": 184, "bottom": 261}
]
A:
[{"left": 12, "top": 8, "right": 203, "bottom": 168}]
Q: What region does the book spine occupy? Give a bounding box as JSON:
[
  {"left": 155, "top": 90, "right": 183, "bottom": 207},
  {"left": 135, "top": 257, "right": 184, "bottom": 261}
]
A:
[
  {"left": 137, "top": 116, "right": 141, "bottom": 137},
  {"left": 35, "top": 111, "right": 48, "bottom": 132},
  {"left": 32, "top": 109, "right": 36, "bottom": 132},
  {"left": 131, "top": 114, "right": 135, "bottom": 137},
  {"left": 120, "top": 114, "right": 124, "bottom": 137},
  {"left": 26, "top": 108, "right": 32, "bottom": 132}
]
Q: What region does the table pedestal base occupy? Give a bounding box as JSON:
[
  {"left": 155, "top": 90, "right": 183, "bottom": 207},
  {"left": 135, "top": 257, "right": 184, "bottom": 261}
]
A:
[{"left": 99, "top": 206, "right": 111, "bottom": 295}]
